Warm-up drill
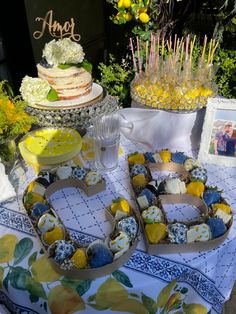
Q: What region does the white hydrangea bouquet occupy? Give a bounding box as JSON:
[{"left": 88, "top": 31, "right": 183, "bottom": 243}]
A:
[
  {"left": 41, "top": 38, "right": 92, "bottom": 71},
  {"left": 19, "top": 76, "right": 58, "bottom": 104}
]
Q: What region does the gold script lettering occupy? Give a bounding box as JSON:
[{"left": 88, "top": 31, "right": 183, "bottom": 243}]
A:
[{"left": 33, "top": 10, "right": 81, "bottom": 41}]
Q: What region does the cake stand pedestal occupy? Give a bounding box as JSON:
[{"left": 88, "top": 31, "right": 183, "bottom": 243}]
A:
[{"left": 26, "top": 86, "right": 120, "bottom": 130}]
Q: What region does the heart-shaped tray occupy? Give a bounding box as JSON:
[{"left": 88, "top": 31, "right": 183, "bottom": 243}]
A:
[
  {"left": 128, "top": 151, "right": 233, "bottom": 254},
  {"left": 22, "top": 167, "right": 140, "bottom": 279}
]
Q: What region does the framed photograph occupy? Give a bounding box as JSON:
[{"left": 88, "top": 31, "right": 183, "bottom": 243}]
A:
[{"left": 198, "top": 97, "right": 236, "bottom": 166}]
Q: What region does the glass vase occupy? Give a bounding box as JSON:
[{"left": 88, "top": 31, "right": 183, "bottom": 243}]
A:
[{"left": 0, "top": 139, "right": 17, "bottom": 174}]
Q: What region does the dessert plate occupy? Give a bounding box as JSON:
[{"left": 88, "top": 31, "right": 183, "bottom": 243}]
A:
[{"left": 19, "top": 127, "right": 82, "bottom": 166}]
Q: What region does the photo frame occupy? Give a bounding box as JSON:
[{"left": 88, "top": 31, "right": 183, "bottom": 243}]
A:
[{"left": 198, "top": 97, "right": 236, "bottom": 167}]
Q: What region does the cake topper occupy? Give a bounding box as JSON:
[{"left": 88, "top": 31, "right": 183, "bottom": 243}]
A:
[{"left": 33, "top": 10, "right": 81, "bottom": 41}]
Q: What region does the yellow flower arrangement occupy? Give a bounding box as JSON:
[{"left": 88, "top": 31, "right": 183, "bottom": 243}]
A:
[{"left": 0, "top": 81, "right": 36, "bottom": 162}]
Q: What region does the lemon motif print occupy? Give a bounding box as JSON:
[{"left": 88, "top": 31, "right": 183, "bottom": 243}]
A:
[
  {"left": 0, "top": 234, "right": 18, "bottom": 263},
  {"left": 31, "top": 256, "right": 61, "bottom": 282},
  {"left": 95, "top": 278, "right": 128, "bottom": 308},
  {"left": 48, "top": 285, "right": 85, "bottom": 314},
  {"left": 183, "top": 303, "right": 208, "bottom": 314}
]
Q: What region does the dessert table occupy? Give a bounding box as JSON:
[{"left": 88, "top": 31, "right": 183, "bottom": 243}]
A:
[{"left": 0, "top": 135, "right": 236, "bottom": 314}]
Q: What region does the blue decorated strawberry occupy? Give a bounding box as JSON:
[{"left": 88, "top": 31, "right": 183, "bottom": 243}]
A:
[
  {"left": 144, "top": 152, "right": 155, "bottom": 163},
  {"left": 130, "top": 164, "right": 148, "bottom": 178},
  {"left": 190, "top": 167, "right": 208, "bottom": 183},
  {"left": 207, "top": 217, "right": 227, "bottom": 238},
  {"left": 203, "top": 188, "right": 221, "bottom": 206},
  {"left": 87, "top": 242, "right": 113, "bottom": 268},
  {"left": 171, "top": 152, "right": 188, "bottom": 164}
]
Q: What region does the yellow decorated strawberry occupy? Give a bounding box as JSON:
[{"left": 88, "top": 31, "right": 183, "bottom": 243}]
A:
[
  {"left": 212, "top": 203, "right": 231, "bottom": 214},
  {"left": 43, "top": 226, "right": 65, "bottom": 246},
  {"left": 145, "top": 223, "right": 167, "bottom": 244},
  {"left": 128, "top": 152, "right": 145, "bottom": 165},
  {"left": 132, "top": 174, "right": 147, "bottom": 189},
  {"left": 24, "top": 192, "right": 46, "bottom": 210},
  {"left": 159, "top": 150, "right": 171, "bottom": 163},
  {"left": 187, "top": 181, "right": 205, "bottom": 197},
  {"left": 70, "top": 249, "right": 87, "bottom": 269},
  {"left": 110, "top": 198, "right": 130, "bottom": 216}
]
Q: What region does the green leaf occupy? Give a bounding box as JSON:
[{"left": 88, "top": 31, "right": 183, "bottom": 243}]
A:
[
  {"left": 76, "top": 280, "right": 92, "bottom": 296},
  {"left": 61, "top": 277, "right": 92, "bottom": 296},
  {"left": 141, "top": 293, "right": 157, "bottom": 314},
  {"left": 9, "top": 267, "right": 31, "bottom": 290},
  {"left": 180, "top": 287, "right": 188, "bottom": 294},
  {"left": 25, "top": 276, "right": 47, "bottom": 299},
  {"left": 14, "top": 238, "right": 33, "bottom": 265},
  {"left": 60, "top": 277, "right": 80, "bottom": 290},
  {"left": 3, "top": 271, "right": 10, "bottom": 291},
  {"left": 87, "top": 303, "right": 110, "bottom": 311},
  {"left": 130, "top": 293, "right": 140, "bottom": 298},
  {"left": 30, "top": 294, "right": 39, "bottom": 303},
  {"left": 112, "top": 270, "right": 133, "bottom": 288},
  {"left": 87, "top": 294, "right": 96, "bottom": 302},
  {"left": 0, "top": 267, "right": 4, "bottom": 289},
  {"left": 44, "top": 301, "right": 48, "bottom": 312},
  {"left": 61, "top": 277, "right": 79, "bottom": 290},
  {"left": 77, "top": 60, "right": 93, "bottom": 73},
  {"left": 28, "top": 252, "right": 37, "bottom": 267},
  {"left": 47, "top": 88, "right": 59, "bottom": 101},
  {"left": 58, "top": 63, "right": 73, "bottom": 69}
]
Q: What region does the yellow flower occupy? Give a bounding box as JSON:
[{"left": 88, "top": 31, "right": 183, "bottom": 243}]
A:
[
  {"left": 0, "top": 80, "right": 36, "bottom": 142},
  {"left": 7, "top": 101, "right": 14, "bottom": 110}
]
